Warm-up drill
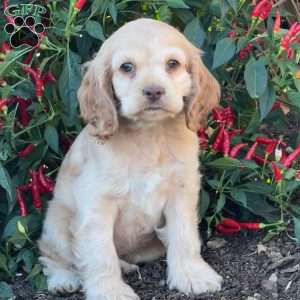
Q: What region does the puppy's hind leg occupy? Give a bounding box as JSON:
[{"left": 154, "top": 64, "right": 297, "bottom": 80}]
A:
[
  {"left": 125, "top": 238, "right": 166, "bottom": 264},
  {"left": 38, "top": 200, "right": 81, "bottom": 294}
]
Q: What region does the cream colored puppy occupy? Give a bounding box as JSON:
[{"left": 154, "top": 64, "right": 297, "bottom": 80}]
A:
[{"left": 39, "top": 18, "right": 222, "bottom": 300}]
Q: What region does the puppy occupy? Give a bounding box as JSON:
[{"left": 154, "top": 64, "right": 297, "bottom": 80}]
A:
[{"left": 39, "top": 18, "right": 222, "bottom": 300}]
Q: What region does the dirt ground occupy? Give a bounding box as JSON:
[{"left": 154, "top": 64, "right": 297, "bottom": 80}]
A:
[{"left": 11, "top": 230, "right": 300, "bottom": 300}]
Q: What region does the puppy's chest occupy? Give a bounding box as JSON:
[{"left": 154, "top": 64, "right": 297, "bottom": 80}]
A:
[
  {"left": 114, "top": 148, "right": 182, "bottom": 245},
  {"left": 114, "top": 168, "right": 172, "bottom": 255},
  {"left": 123, "top": 144, "right": 182, "bottom": 213}
]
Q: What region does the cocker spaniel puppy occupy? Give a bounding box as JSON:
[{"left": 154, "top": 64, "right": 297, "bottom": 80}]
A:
[{"left": 39, "top": 18, "right": 222, "bottom": 300}]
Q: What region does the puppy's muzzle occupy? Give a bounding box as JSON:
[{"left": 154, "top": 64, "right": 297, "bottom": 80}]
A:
[{"left": 142, "top": 85, "right": 166, "bottom": 103}]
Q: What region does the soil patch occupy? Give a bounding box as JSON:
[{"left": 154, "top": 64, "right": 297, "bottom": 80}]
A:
[{"left": 11, "top": 231, "right": 300, "bottom": 300}]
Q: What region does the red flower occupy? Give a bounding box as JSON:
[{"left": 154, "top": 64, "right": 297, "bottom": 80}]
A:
[
  {"left": 42, "top": 71, "right": 56, "bottom": 84},
  {"left": 253, "top": 154, "right": 268, "bottom": 165},
  {"left": 271, "top": 101, "right": 282, "bottom": 111},
  {"left": 280, "top": 22, "right": 300, "bottom": 59},
  {"left": 271, "top": 162, "right": 282, "bottom": 182},
  {"left": 238, "top": 43, "right": 253, "bottom": 60},
  {"left": 197, "top": 128, "right": 208, "bottom": 150},
  {"left": 29, "top": 170, "right": 42, "bottom": 209},
  {"left": 74, "top": 0, "right": 87, "bottom": 10},
  {"left": 228, "top": 31, "right": 236, "bottom": 38},
  {"left": 212, "top": 107, "right": 234, "bottom": 127},
  {"left": 216, "top": 218, "right": 264, "bottom": 235},
  {"left": 23, "top": 67, "right": 44, "bottom": 99},
  {"left": 265, "top": 142, "right": 277, "bottom": 155},
  {"left": 273, "top": 9, "right": 281, "bottom": 33},
  {"left": 251, "top": 0, "right": 273, "bottom": 20},
  {"left": 244, "top": 142, "right": 258, "bottom": 160},
  {"left": 229, "top": 143, "right": 248, "bottom": 158},
  {"left": 0, "top": 42, "right": 11, "bottom": 54},
  {"left": 0, "top": 99, "right": 9, "bottom": 113},
  {"left": 16, "top": 187, "right": 28, "bottom": 217},
  {"left": 23, "top": 68, "right": 56, "bottom": 100},
  {"left": 216, "top": 218, "right": 263, "bottom": 235},
  {"left": 16, "top": 97, "right": 31, "bottom": 127},
  {"left": 38, "top": 165, "right": 55, "bottom": 193},
  {"left": 281, "top": 145, "right": 300, "bottom": 168},
  {"left": 221, "top": 129, "right": 231, "bottom": 156},
  {"left": 18, "top": 144, "right": 36, "bottom": 158},
  {"left": 216, "top": 218, "right": 241, "bottom": 235},
  {"left": 212, "top": 125, "right": 225, "bottom": 152}
]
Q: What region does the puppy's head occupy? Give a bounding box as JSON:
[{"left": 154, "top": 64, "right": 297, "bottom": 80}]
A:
[{"left": 78, "top": 19, "right": 220, "bottom": 139}]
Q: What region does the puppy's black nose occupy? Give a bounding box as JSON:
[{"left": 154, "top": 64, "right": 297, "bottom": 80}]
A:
[{"left": 142, "top": 85, "right": 165, "bottom": 102}]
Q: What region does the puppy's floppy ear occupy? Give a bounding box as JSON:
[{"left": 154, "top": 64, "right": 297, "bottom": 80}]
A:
[
  {"left": 78, "top": 56, "right": 118, "bottom": 139},
  {"left": 185, "top": 50, "right": 220, "bottom": 132}
]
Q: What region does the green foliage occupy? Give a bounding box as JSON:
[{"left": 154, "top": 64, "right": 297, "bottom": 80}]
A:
[
  {"left": 0, "top": 281, "right": 13, "bottom": 299},
  {"left": 212, "top": 37, "right": 236, "bottom": 69},
  {"left": 0, "top": 0, "right": 300, "bottom": 291}
]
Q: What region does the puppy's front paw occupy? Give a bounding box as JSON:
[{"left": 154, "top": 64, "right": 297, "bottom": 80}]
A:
[
  {"left": 168, "top": 258, "right": 222, "bottom": 295},
  {"left": 87, "top": 281, "right": 140, "bottom": 300},
  {"left": 46, "top": 268, "right": 81, "bottom": 294}
]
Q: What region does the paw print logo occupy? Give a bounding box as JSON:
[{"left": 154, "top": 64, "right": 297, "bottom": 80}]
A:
[{"left": 4, "top": 16, "right": 45, "bottom": 48}]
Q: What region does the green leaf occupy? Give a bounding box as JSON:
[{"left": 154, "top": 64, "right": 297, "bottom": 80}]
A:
[
  {"left": 286, "top": 181, "right": 300, "bottom": 194},
  {"left": 165, "top": 0, "right": 189, "bottom": 8},
  {"left": 220, "top": 0, "right": 230, "bottom": 17},
  {"left": 259, "top": 83, "right": 276, "bottom": 120},
  {"left": 294, "top": 78, "right": 300, "bottom": 92},
  {"left": 12, "top": 80, "right": 35, "bottom": 99},
  {"left": 29, "top": 273, "right": 47, "bottom": 291},
  {"left": 108, "top": 2, "right": 118, "bottom": 24},
  {"left": 17, "top": 220, "right": 27, "bottom": 235},
  {"left": 206, "top": 179, "right": 219, "bottom": 189},
  {"left": 85, "top": 21, "right": 105, "bottom": 41},
  {"left": 216, "top": 193, "right": 226, "bottom": 213},
  {"left": 244, "top": 57, "right": 268, "bottom": 98},
  {"left": 3, "top": 216, "right": 22, "bottom": 239},
  {"left": 244, "top": 193, "right": 280, "bottom": 222},
  {"left": 242, "top": 160, "right": 259, "bottom": 169},
  {"left": 287, "top": 91, "right": 300, "bottom": 108},
  {"left": 207, "top": 157, "right": 241, "bottom": 170},
  {"left": 0, "top": 282, "right": 13, "bottom": 300},
  {"left": 212, "top": 37, "right": 236, "bottom": 69},
  {"left": 237, "top": 182, "right": 274, "bottom": 195},
  {"left": 284, "top": 168, "right": 296, "bottom": 180},
  {"left": 0, "top": 253, "right": 8, "bottom": 274},
  {"left": 26, "top": 263, "right": 42, "bottom": 280},
  {"left": 0, "top": 85, "right": 11, "bottom": 98},
  {"left": 237, "top": 36, "right": 248, "bottom": 51},
  {"left": 0, "top": 46, "right": 31, "bottom": 77},
  {"left": 184, "top": 18, "right": 205, "bottom": 48},
  {"left": 199, "top": 189, "right": 210, "bottom": 220},
  {"left": 230, "top": 190, "right": 247, "bottom": 207},
  {"left": 245, "top": 110, "right": 261, "bottom": 135},
  {"left": 157, "top": 5, "right": 172, "bottom": 22},
  {"left": 58, "top": 50, "right": 82, "bottom": 125},
  {"left": 21, "top": 250, "right": 35, "bottom": 273},
  {"left": 226, "top": 0, "right": 237, "bottom": 13},
  {"left": 44, "top": 126, "right": 59, "bottom": 153},
  {"left": 293, "top": 217, "right": 300, "bottom": 244},
  {"left": 173, "top": 8, "right": 194, "bottom": 23},
  {"left": 0, "top": 163, "right": 13, "bottom": 204}
]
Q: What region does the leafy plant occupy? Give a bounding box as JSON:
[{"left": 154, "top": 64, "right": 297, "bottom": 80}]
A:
[{"left": 0, "top": 0, "right": 300, "bottom": 290}]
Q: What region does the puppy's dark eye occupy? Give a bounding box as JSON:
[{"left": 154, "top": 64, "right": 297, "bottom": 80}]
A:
[
  {"left": 120, "top": 63, "right": 134, "bottom": 73},
  {"left": 167, "top": 59, "right": 180, "bottom": 70}
]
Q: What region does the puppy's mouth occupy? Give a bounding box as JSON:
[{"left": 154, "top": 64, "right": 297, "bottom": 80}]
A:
[
  {"left": 145, "top": 107, "right": 163, "bottom": 111},
  {"left": 143, "top": 106, "right": 172, "bottom": 113}
]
